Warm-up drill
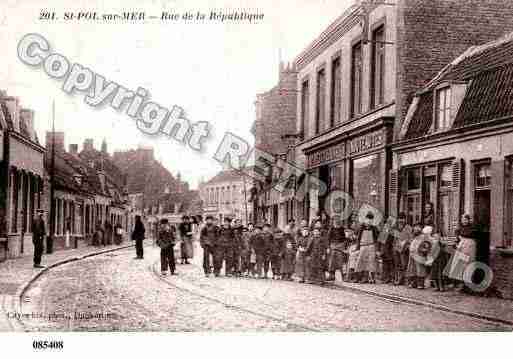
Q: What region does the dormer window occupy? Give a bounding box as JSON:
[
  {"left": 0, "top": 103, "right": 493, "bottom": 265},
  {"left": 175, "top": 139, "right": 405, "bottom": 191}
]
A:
[{"left": 435, "top": 86, "right": 452, "bottom": 130}]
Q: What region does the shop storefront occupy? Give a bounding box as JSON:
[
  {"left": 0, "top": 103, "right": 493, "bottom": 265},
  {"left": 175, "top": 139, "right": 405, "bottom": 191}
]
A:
[{"left": 303, "top": 118, "right": 393, "bottom": 222}]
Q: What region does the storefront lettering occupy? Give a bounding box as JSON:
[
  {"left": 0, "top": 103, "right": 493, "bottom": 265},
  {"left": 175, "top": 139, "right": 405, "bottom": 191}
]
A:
[
  {"left": 307, "top": 143, "right": 345, "bottom": 168},
  {"left": 349, "top": 132, "right": 384, "bottom": 155}
]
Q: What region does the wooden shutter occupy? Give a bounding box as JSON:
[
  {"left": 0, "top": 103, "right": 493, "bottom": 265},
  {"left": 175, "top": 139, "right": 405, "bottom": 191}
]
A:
[
  {"left": 450, "top": 158, "right": 465, "bottom": 235},
  {"left": 389, "top": 169, "right": 399, "bottom": 217}
]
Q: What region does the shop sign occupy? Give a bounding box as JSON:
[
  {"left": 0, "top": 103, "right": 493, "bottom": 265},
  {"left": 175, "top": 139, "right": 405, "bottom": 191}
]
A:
[
  {"left": 307, "top": 142, "right": 345, "bottom": 168},
  {"left": 349, "top": 131, "right": 384, "bottom": 155}
]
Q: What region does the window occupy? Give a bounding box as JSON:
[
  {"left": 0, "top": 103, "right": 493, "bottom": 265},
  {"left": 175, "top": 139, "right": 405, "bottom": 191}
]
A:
[
  {"left": 475, "top": 162, "right": 491, "bottom": 188},
  {"left": 330, "top": 57, "right": 341, "bottom": 126},
  {"left": 300, "top": 80, "right": 309, "bottom": 138},
  {"left": 351, "top": 42, "right": 363, "bottom": 117},
  {"left": 370, "top": 25, "right": 385, "bottom": 108},
  {"left": 440, "top": 163, "right": 452, "bottom": 187},
  {"left": 473, "top": 161, "right": 491, "bottom": 232},
  {"left": 407, "top": 168, "right": 421, "bottom": 191},
  {"left": 435, "top": 86, "right": 451, "bottom": 130},
  {"left": 315, "top": 68, "right": 326, "bottom": 134}
]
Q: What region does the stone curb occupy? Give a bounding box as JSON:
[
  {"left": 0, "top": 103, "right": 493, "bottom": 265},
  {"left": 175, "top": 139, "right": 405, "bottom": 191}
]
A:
[
  {"left": 6, "top": 244, "right": 135, "bottom": 332},
  {"left": 331, "top": 282, "right": 513, "bottom": 327}
]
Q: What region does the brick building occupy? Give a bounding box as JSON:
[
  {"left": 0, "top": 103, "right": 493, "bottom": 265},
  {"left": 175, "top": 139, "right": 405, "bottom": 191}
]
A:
[
  {"left": 0, "top": 92, "right": 45, "bottom": 260},
  {"left": 289, "top": 0, "right": 513, "bottom": 224},
  {"left": 392, "top": 33, "right": 513, "bottom": 299},
  {"left": 251, "top": 63, "right": 298, "bottom": 228}
]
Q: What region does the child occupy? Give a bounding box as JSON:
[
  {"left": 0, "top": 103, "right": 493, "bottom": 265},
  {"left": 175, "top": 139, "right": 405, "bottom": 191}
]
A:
[
  {"left": 306, "top": 222, "right": 328, "bottom": 285},
  {"left": 406, "top": 223, "right": 430, "bottom": 289},
  {"left": 295, "top": 225, "right": 310, "bottom": 283},
  {"left": 430, "top": 233, "right": 447, "bottom": 291},
  {"left": 240, "top": 226, "right": 252, "bottom": 277},
  {"left": 346, "top": 221, "right": 360, "bottom": 283},
  {"left": 280, "top": 240, "right": 296, "bottom": 281},
  {"left": 157, "top": 219, "right": 176, "bottom": 276}
]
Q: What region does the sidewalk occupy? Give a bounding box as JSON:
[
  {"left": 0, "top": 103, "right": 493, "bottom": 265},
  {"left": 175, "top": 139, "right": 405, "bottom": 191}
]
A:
[
  {"left": 333, "top": 279, "right": 513, "bottom": 326},
  {"left": 0, "top": 242, "right": 135, "bottom": 331}
]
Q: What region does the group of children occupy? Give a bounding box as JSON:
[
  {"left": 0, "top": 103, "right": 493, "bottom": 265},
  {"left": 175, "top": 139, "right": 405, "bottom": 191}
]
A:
[{"left": 158, "top": 211, "right": 476, "bottom": 293}]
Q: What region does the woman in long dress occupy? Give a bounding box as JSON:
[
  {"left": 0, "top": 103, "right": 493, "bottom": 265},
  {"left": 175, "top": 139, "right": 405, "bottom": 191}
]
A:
[
  {"left": 355, "top": 212, "right": 379, "bottom": 284},
  {"left": 446, "top": 214, "right": 478, "bottom": 291},
  {"left": 178, "top": 215, "right": 194, "bottom": 264}
]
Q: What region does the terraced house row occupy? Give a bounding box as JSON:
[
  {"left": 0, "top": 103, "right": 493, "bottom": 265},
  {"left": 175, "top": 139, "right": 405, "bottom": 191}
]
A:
[
  {"left": 250, "top": 0, "right": 513, "bottom": 299},
  {"left": 0, "top": 94, "right": 191, "bottom": 262}
]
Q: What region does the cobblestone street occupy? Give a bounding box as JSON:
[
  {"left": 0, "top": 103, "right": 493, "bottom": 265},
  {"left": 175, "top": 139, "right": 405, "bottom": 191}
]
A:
[{"left": 17, "top": 245, "right": 511, "bottom": 332}]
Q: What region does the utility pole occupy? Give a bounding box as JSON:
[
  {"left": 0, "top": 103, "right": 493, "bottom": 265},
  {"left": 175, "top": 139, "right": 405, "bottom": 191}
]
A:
[
  {"left": 47, "top": 100, "right": 55, "bottom": 254},
  {"left": 242, "top": 174, "right": 249, "bottom": 225}
]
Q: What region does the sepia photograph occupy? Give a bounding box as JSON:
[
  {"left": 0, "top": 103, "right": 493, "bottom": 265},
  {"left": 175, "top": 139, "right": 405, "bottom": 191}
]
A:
[{"left": 1, "top": 0, "right": 512, "bottom": 356}]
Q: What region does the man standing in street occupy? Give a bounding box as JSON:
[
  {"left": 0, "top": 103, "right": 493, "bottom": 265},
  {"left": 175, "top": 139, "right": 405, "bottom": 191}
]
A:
[
  {"left": 258, "top": 223, "right": 273, "bottom": 279},
  {"left": 32, "top": 209, "right": 46, "bottom": 268},
  {"left": 214, "top": 217, "right": 233, "bottom": 277},
  {"left": 231, "top": 219, "right": 243, "bottom": 276},
  {"left": 200, "top": 215, "right": 218, "bottom": 277}
]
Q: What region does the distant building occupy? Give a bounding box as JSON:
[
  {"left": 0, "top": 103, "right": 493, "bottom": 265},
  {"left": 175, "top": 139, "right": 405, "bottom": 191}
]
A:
[
  {"left": 0, "top": 91, "right": 45, "bottom": 260},
  {"left": 199, "top": 170, "right": 252, "bottom": 225},
  {"left": 157, "top": 189, "right": 202, "bottom": 227}
]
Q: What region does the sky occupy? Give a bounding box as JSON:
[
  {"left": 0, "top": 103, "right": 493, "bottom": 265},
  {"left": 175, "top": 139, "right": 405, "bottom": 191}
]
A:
[{"left": 0, "top": 0, "right": 354, "bottom": 188}]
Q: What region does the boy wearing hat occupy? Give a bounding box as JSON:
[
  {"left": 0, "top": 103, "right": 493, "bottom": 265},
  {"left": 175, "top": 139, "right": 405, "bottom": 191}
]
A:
[
  {"left": 200, "top": 215, "right": 218, "bottom": 277},
  {"left": 214, "top": 217, "right": 234, "bottom": 276},
  {"left": 157, "top": 218, "right": 177, "bottom": 275}
]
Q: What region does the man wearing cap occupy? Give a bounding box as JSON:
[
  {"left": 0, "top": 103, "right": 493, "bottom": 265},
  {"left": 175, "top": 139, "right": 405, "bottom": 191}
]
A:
[
  {"left": 200, "top": 215, "right": 218, "bottom": 277},
  {"left": 157, "top": 218, "right": 177, "bottom": 276},
  {"left": 214, "top": 217, "right": 234, "bottom": 276},
  {"left": 32, "top": 209, "right": 46, "bottom": 268}
]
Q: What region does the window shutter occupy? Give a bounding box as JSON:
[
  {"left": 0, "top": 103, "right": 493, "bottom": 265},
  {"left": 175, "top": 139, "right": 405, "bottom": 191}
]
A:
[
  {"left": 450, "top": 158, "right": 464, "bottom": 235},
  {"left": 389, "top": 170, "right": 399, "bottom": 217}
]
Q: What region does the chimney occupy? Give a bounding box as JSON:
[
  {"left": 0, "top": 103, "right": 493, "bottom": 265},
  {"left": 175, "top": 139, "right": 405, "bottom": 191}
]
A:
[
  {"left": 69, "top": 144, "right": 78, "bottom": 155},
  {"left": 2, "top": 95, "right": 20, "bottom": 132},
  {"left": 83, "top": 138, "right": 94, "bottom": 152},
  {"left": 45, "top": 131, "right": 65, "bottom": 153},
  {"left": 101, "top": 138, "right": 108, "bottom": 154},
  {"left": 20, "top": 108, "right": 35, "bottom": 141}
]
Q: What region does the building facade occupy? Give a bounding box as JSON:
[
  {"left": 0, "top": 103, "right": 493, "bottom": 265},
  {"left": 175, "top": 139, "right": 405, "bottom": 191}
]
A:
[
  {"left": 289, "top": 0, "right": 513, "bottom": 224},
  {"left": 251, "top": 63, "right": 298, "bottom": 228},
  {"left": 0, "top": 91, "right": 45, "bottom": 260},
  {"left": 392, "top": 34, "right": 513, "bottom": 299},
  {"left": 199, "top": 170, "right": 252, "bottom": 225}
]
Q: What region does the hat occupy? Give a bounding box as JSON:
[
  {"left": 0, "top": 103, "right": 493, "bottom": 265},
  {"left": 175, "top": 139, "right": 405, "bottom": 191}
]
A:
[
  {"left": 160, "top": 218, "right": 169, "bottom": 225},
  {"left": 36, "top": 208, "right": 45, "bottom": 213}
]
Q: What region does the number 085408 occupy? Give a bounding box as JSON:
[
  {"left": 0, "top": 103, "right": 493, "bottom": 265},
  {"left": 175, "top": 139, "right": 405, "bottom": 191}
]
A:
[{"left": 33, "top": 340, "right": 64, "bottom": 350}]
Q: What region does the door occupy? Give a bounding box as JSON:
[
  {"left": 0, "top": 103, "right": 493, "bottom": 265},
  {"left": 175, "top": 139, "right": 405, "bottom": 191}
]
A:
[{"left": 474, "top": 190, "right": 491, "bottom": 233}]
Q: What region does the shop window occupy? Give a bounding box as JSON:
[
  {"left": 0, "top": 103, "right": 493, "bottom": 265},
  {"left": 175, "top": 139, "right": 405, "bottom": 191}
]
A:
[
  {"left": 435, "top": 86, "right": 451, "bottom": 130},
  {"left": 329, "top": 164, "right": 342, "bottom": 191},
  {"left": 407, "top": 168, "right": 421, "bottom": 191},
  {"left": 406, "top": 195, "right": 422, "bottom": 225},
  {"left": 351, "top": 154, "right": 382, "bottom": 209}
]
